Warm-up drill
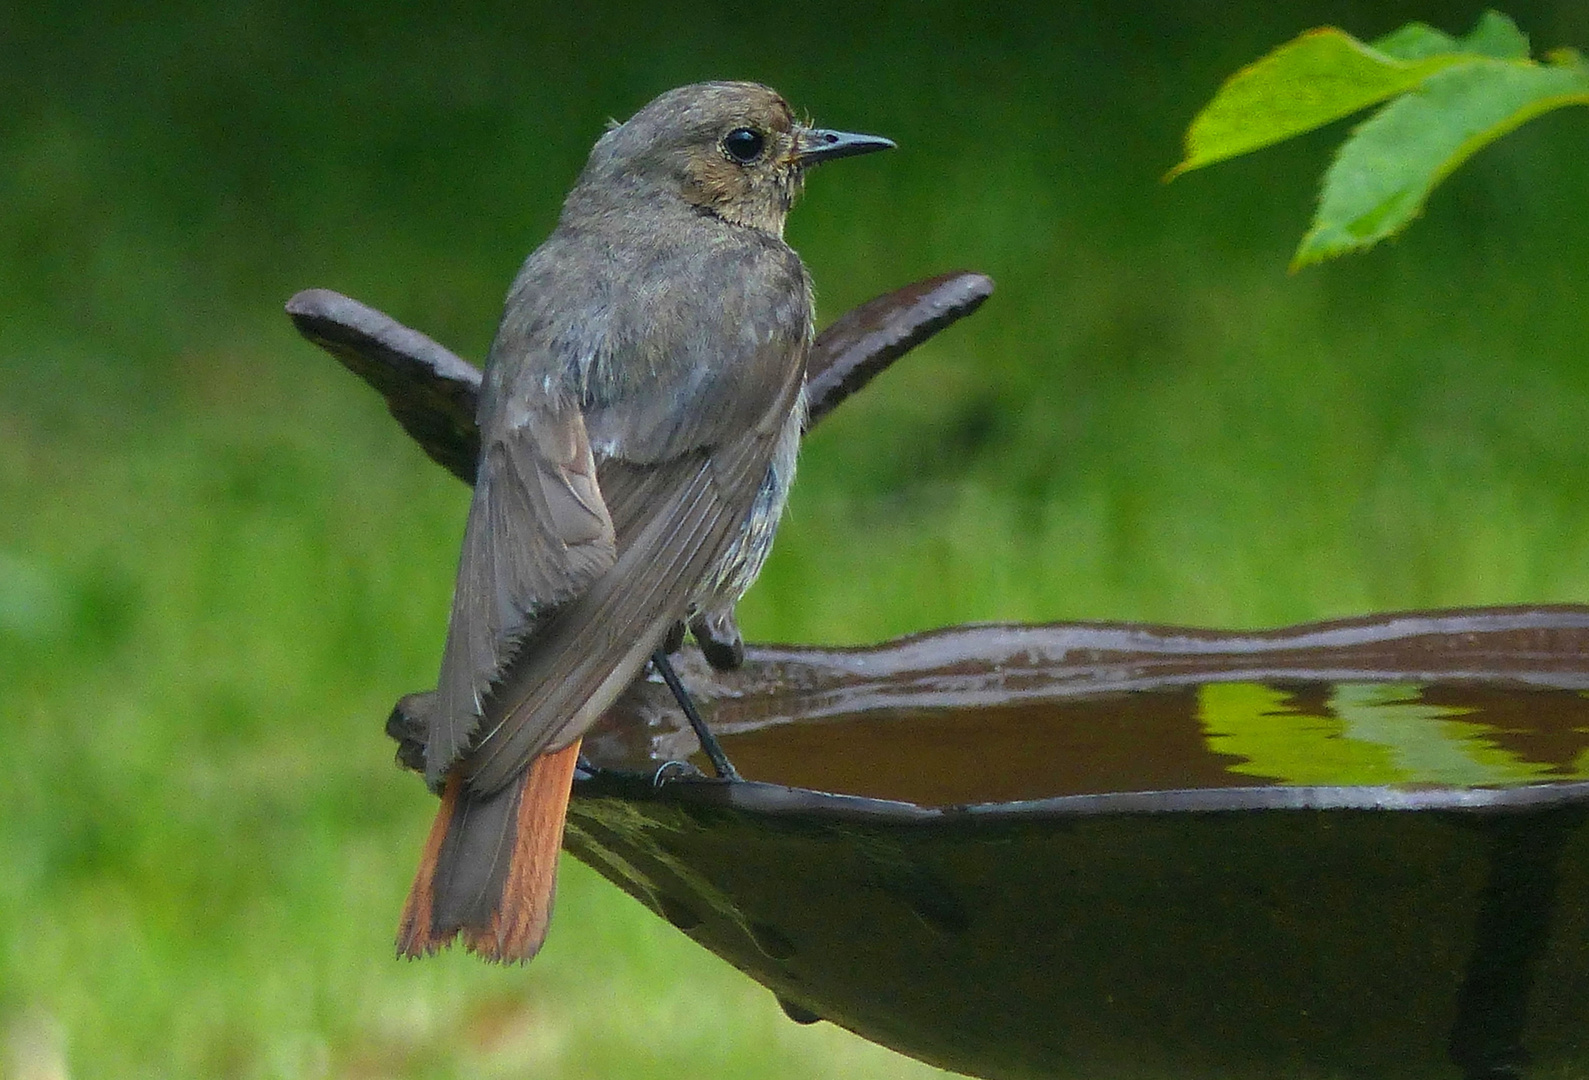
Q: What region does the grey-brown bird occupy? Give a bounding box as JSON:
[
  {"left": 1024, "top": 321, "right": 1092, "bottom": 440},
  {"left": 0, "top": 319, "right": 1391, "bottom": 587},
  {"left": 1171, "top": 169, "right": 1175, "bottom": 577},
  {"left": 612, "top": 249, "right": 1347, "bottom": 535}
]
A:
[{"left": 398, "top": 82, "right": 893, "bottom": 961}]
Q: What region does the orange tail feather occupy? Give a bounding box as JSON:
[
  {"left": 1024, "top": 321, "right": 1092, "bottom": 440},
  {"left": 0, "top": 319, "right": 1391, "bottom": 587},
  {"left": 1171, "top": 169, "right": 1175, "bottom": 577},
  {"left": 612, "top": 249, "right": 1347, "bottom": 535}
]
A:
[
  {"left": 396, "top": 771, "right": 460, "bottom": 958},
  {"left": 396, "top": 738, "right": 583, "bottom": 962},
  {"left": 466, "top": 738, "right": 582, "bottom": 961}
]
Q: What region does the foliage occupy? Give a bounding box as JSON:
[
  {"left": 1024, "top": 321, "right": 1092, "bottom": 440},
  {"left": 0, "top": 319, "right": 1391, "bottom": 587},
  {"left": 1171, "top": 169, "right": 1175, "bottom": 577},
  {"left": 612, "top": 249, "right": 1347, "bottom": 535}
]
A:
[{"left": 1171, "top": 11, "right": 1589, "bottom": 268}]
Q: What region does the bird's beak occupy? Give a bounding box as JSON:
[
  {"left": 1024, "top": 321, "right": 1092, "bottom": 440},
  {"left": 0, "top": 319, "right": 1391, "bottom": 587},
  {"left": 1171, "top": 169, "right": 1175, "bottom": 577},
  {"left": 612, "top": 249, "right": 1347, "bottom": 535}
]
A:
[{"left": 796, "top": 128, "right": 897, "bottom": 166}]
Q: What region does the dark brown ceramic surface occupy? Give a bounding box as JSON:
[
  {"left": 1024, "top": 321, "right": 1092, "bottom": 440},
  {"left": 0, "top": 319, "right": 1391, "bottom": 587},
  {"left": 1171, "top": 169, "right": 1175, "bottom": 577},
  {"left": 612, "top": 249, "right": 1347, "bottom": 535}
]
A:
[{"left": 569, "top": 609, "right": 1589, "bottom": 1080}]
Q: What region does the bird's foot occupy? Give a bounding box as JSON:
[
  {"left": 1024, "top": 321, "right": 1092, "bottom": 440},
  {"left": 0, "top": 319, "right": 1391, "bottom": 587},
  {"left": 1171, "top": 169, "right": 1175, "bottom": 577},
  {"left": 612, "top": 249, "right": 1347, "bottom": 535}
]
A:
[
  {"left": 651, "top": 759, "right": 707, "bottom": 787},
  {"left": 650, "top": 648, "right": 742, "bottom": 781}
]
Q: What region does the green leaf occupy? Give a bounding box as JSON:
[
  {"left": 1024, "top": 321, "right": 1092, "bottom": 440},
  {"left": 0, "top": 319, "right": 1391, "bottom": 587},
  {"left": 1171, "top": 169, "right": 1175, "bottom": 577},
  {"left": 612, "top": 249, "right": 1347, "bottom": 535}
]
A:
[
  {"left": 1371, "top": 11, "right": 1528, "bottom": 61},
  {"left": 1370, "top": 22, "right": 1461, "bottom": 61},
  {"left": 1294, "top": 56, "right": 1589, "bottom": 267},
  {"left": 1459, "top": 10, "right": 1531, "bottom": 60},
  {"left": 1170, "top": 28, "right": 1467, "bottom": 177},
  {"left": 1174, "top": 11, "right": 1589, "bottom": 267}
]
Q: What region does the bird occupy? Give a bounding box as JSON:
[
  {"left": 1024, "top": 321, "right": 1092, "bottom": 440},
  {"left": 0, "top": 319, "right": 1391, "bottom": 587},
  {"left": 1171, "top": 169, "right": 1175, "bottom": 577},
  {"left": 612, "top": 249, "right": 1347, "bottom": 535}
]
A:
[{"left": 397, "top": 81, "right": 894, "bottom": 962}]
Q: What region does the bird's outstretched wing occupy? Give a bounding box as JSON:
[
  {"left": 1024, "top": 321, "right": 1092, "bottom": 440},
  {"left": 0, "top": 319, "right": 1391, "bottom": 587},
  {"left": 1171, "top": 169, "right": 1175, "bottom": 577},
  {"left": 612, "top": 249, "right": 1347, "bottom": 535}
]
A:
[{"left": 425, "top": 404, "right": 616, "bottom": 787}]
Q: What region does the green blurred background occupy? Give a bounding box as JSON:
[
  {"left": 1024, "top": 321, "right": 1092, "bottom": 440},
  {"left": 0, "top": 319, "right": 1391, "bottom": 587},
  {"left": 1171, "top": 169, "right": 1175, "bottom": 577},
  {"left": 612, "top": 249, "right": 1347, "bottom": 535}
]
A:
[{"left": 3, "top": 1, "right": 1587, "bottom": 1076}]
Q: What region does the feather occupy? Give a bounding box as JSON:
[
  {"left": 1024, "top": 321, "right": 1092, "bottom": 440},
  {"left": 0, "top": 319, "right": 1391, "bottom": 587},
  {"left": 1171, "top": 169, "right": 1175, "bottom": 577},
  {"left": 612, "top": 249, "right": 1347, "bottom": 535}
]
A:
[{"left": 426, "top": 407, "right": 616, "bottom": 786}]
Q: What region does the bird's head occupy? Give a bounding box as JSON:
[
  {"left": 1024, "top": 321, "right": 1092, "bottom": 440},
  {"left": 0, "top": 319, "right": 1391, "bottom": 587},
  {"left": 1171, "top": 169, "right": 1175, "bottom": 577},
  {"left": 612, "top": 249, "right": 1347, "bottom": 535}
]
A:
[{"left": 574, "top": 81, "right": 894, "bottom": 237}]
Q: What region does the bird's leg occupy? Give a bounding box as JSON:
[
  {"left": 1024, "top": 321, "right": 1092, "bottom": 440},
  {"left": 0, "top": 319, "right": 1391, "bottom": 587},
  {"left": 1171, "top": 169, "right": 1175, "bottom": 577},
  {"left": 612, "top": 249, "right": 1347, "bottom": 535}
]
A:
[
  {"left": 650, "top": 649, "right": 741, "bottom": 781},
  {"left": 689, "top": 610, "right": 745, "bottom": 670}
]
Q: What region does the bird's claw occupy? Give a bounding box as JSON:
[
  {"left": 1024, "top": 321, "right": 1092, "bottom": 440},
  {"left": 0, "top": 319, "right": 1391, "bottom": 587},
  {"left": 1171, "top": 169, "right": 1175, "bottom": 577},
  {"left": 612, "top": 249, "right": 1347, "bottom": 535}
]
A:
[{"left": 652, "top": 759, "right": 706, "bottom": 787}]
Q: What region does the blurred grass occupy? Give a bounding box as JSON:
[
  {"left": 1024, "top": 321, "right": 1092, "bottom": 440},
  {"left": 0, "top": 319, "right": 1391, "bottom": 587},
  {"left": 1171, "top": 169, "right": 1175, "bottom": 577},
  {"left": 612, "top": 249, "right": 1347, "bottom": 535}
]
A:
[{"left": 3, "top": 0, "right": 1589, "bottom": 1076}]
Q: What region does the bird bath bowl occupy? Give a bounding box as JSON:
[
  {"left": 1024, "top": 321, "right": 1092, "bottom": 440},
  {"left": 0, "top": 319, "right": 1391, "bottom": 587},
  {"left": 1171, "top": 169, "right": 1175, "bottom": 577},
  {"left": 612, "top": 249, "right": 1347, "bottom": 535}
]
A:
[
  {"left": 289, "top": 275, "right": 1589, "bottom": 1079},
  {"left": 572, "top": 611, "right": 1589, "bottom": 1080}
]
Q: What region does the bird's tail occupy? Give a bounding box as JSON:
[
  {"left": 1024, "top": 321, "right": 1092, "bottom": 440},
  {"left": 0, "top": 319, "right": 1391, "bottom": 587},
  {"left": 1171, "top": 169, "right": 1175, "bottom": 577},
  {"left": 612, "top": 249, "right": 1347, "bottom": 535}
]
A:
[{"left": 397, "top": 738, "right": 583, "bottom": 962}]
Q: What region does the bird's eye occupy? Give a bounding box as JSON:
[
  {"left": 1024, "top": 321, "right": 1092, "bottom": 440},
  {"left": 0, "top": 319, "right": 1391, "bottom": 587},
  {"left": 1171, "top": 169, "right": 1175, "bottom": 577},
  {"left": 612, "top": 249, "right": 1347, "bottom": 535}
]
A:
[{"left": 722, "top": 127, "right": 766, "bottom": 164}]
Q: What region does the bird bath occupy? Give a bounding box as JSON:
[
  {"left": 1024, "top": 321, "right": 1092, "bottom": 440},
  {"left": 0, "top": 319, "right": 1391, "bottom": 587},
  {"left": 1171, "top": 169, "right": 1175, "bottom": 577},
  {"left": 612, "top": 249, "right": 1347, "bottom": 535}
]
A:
[
  {"left": 289, "top": 275, "right": 1589, "bottom": 1080},
  {"left": 572, "top": 613, "right": 1589, "bottom": 1080}
]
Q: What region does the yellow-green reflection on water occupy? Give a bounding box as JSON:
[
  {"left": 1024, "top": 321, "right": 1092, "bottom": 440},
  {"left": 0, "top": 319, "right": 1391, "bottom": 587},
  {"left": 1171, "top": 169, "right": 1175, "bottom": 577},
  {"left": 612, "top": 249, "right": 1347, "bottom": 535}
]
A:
[{"left": 1199, "top": 682, "right": 1589, "bottom": 787}]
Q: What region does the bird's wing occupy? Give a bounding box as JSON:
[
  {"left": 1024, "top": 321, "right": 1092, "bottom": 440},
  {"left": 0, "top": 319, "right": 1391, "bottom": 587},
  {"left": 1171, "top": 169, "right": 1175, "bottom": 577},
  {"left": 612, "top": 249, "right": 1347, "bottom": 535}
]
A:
[
  {"left": 458, "top": 362, "right": 802, "bottom": 795},
  {"left": 425, "top": 403, "right": 617, "bottom": 786}
]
